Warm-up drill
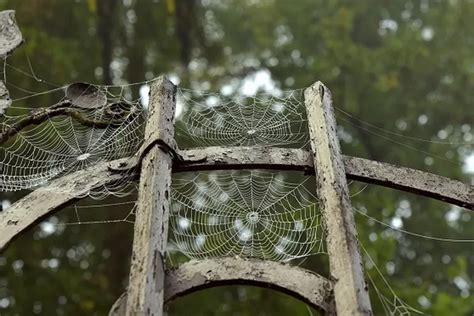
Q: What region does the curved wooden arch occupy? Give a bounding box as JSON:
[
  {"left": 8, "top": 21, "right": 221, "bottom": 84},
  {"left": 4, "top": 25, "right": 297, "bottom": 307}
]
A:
[
  {"left": 108, "top": 257, "right": 335, "bottom": 315},
  {"left": 1, "top": 146, "right": 472, "bottom": 251},
  {"left": 0, "top": 158, "right": 133, "bottom": 251},
  {"left": 177, "top": 147, "right": 473, "bottom": 209}
]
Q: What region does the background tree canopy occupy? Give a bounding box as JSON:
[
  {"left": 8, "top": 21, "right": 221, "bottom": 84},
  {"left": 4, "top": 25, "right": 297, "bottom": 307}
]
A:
[{"left": 0, "top": 0, "right": 472, "bottom": 315}]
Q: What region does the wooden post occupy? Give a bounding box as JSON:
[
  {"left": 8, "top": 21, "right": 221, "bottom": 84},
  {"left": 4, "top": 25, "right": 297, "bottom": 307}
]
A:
[
  {"left": 304, "top": 82, "right": 373, "bottom": 315},
  {"left": 125, "top": 77, "right": 176, "bottom": 315}
]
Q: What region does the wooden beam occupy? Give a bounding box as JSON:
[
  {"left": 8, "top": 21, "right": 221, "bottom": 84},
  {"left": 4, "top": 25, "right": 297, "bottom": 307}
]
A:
[
  {"left": 177, "top": 147, "right": 473, "bottom": 210},
  {"left": 305, "top": 82, "right": 372, "bottom": 315},
  {"left": 125, "top": 77, "right": 176, "bottom": 315},
  {"left": 0, "top": 158, "right": 131, "bottom": 251},
  {"left": 343, "top": 156, "right": 473, "bottom": 210},
  {"left": 109, "top": 257, "right": 335, "bottom": 315},
  {"left": 1, "top": 147, "right": 472, "bottom": 253},
  {"left": 176, "top": 146, "right": 314, "bottom": 173}
]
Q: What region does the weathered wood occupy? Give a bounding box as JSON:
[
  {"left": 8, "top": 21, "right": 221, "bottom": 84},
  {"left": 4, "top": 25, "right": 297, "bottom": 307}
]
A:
[
  {"left": 1, "top": 146, "right": 472, "bottom": 253},
  {"left": 176, "top": 147, "right": 473, "bottom": 210},
  {"left": 0, "top": 78, "right": 11, "bottom": 114},
  {"left": 109, "top": 257, "right": 335, "bottom": 315},
  {"left": 343, "top": 156, "right": 473, "bottom": 210},
  {"left": 0, "top": 10, "right": 22, "bottom": 114},
  {"left": 0, "top": 158, "right": 130, "bottom": 251},
  {"left": 0, "top": 10, "right": 22, "bottom": 59},
  {"left": 305, "top": 82, "right": 372, "bottom": 315},
  {"left": 177, "top": 146, "right": 314, "bottom": 173},
  {"left": 125, "top": 77, "right": 176, "bottom": 316}
]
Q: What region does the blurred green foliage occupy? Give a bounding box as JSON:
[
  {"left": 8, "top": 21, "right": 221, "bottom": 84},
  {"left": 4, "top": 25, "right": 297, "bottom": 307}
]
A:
[{"left": 0, "top": 0, "right": 472, "bottom": 315}]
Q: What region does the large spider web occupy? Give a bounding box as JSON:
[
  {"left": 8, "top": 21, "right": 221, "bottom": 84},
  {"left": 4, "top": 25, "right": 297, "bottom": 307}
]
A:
[
  {"left": 169, "top": 170, "right": 324, "bottom": 262},
  {"left": 0, "top": 84, "right": 146, "bottom": 197},
  {"left": 175, "top": 88, "right": 309, "bottom": 148}
]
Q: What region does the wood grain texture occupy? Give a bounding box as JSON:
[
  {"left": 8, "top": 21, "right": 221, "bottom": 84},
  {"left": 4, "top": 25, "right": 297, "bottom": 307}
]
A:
[
  {"left": 109, "top": 257, "right": 335, "bottom": 316},
  {"left": 305, "top": 82, "right": 372, "bottom": 315}
]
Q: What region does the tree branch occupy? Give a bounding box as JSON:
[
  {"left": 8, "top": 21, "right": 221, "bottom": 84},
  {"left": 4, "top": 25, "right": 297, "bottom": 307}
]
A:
[{"left": 0, "top": 101, "right": 133, "bottom": 145}]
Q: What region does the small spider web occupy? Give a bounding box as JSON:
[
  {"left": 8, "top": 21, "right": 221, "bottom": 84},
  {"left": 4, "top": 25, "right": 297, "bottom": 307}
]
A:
[
  {"left": 359, "top": 242, "right": 425, "bottom": 315},
  {"left": 168, "top": 170, "right": 324, "bottom": 262},
  {"left": 175, "top": 88, "right": 309, "bottom": 148}
]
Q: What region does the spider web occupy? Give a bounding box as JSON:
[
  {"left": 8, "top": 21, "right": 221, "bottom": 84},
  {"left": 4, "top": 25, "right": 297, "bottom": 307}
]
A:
[
  {"left": 168, "top": 170, "right": 324, "bottom": 262},
  {"left": 0, "top": 84, "right": 147, "bottom": 197},
  {"left": 359, "top": 241, "right": 425, "bottom": 315},
  {"left": 40, "top": 170, "right": 325, "bottom": 263},
  {"left": 175, "top": 88, "right": 309, "bottom": 148}
]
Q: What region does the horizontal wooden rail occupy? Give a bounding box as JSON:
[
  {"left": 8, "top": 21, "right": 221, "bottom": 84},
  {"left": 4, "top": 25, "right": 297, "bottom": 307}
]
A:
[
  {"left": 177, "top": 147, "right": 472, "bottom": 210},
  {"left": 108, "top": 257, "right": 335, "bottom": 315},
  {"left": 1, "top": 146, "right": 472, "bottom": 251}
]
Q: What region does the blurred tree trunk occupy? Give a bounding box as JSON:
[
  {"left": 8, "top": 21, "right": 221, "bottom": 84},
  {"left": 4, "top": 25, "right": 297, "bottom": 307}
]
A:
[
  {"left": 97, "top": 0, "right": 118, "bottom": 85},
  {"left": 175, "top": 0, "right": 196, "bottom": 68},
  {"left": 125, "top": 3, "right": 147, "bottom": 100}
]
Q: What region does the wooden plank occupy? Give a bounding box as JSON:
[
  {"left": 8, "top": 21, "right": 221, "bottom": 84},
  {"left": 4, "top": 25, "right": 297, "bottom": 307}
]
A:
[
  {"left": 2, "top": 146, "right": 472, "bottom": 254},
  {"left": 109, "top": 257, "right": 336, "bottom": 315},
  {"left": 125, "top": 77, "right": 176, "bottom": 315},
  {"left": 304, "top": 82, "right": 372, "bottom": 315}
]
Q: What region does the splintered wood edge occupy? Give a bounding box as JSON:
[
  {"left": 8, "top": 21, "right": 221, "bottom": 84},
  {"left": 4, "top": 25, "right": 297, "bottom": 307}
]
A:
[
  {"left": 1, "top": 147, "right": 472, "bottom": 252},
  {"left": 108, "top": 257, "right": 335, "bottom": 315}
]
